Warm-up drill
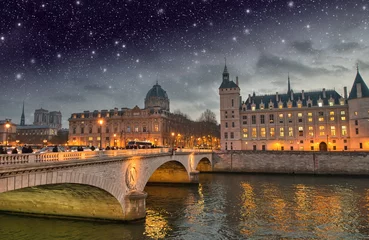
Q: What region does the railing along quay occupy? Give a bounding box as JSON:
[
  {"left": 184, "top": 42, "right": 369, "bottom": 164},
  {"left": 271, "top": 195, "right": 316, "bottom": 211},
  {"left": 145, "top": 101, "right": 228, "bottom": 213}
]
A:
[{"left": 0, "top": 148, "right": 212, "bottom": 166}]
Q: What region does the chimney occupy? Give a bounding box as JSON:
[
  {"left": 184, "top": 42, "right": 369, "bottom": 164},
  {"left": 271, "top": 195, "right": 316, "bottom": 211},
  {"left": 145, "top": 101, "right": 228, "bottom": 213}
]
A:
[
  {"left": 291, "top": 90, "right": 294, "bottom": 101},
  {"left": 276, "top": 92, "right": 279, "bottom": 101},
  {"left": 302, "top": 90, "right": 305, "bottom": 100},
  {"left": 357, "top": 83, "right": 362, "bottom": 98},
  {"left": 236, "top": 76, "right": 239, "bottom": 86},
  {"left": 344, "top": 87, "right": 347, "bottom": 99},
  {"left": 322, "top": 88, "right": 326, "bottom": 98},
  {"left": 248, "top": 94, "right": 251, "bottom": 104}
]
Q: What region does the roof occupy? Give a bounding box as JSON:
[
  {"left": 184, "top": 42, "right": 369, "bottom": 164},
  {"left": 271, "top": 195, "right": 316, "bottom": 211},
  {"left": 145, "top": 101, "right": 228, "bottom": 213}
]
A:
[
  {"left": 17, "top": 125, "right": 57, "bottom": 130},
  {"left": 145, "top": 82, "right": 168, "bottom": 99},
  {"left": 348, "top": 71, "right": 369, "bottom": 99},
  {"left": 243, "top": 90, "right": 343, "bottom": 110},
  {"left": 219, "top": 80, "right": 239, "bottom": 89}
]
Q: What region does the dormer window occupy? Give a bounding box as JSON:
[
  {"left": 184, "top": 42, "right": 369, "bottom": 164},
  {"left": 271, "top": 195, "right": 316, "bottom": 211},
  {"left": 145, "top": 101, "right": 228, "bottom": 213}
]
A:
[
  {"left": 287, "top": 100, "right": 292, "bottom": 108},
  {"left": 339, "top": 98, "right": 345, "bottom": 105},
  {"left": 278, "top": 102, "right": 283, "bottom": 109},
  {"left": 251, "top": 103, "right": 256, "bottom": 111}
]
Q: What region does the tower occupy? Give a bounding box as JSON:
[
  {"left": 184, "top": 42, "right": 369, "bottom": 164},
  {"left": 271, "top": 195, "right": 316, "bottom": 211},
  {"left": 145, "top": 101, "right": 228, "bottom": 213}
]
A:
[
  {"left": 219, "top": 60, "right": 241, "bottom": 150},
  {"left": 20, "top": 101, "right": 25, "bottom": 126},
  {"left": 347, "top": 65, "right": 369, "bottom": 150}
]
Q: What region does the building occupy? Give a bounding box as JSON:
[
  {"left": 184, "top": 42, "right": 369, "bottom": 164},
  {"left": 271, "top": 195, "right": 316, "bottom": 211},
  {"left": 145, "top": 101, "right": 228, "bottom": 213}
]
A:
[
  {"left": 0, "top": 119, "right": 16, "bottom": 146},
  {"left": 68, "top": 82, "right": 193, "bottom": 148},
  {"left": 15, "top": 103, "right": 61, "bottom": 145},
  {"left": 219, "top": 64, "right": 369, "bottom": 151}
]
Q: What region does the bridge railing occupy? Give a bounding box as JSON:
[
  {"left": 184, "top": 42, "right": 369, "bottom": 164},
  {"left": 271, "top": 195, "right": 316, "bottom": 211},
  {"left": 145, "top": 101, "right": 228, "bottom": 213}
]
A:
[{"left": 0, "top": 148, "right": 172, "bottom": 165}]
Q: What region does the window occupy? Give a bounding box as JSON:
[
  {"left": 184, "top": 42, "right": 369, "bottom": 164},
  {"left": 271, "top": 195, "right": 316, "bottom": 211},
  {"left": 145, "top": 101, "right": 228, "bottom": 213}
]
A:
[
  {"left": 106, "top": 128, "right": 110, "bottom": 133},
  {"left": 311, "top": 146, "right": 314, "bottom": 151},
  {"left": 224, "top": 132, "right": 228, "bottom": 139},
  {"left": 344, "top": 139, "right": 347, "bottom": 143},
  {"left": 143, "top": 126, "right": 147, "bottom": 132},
  {"left": 298, "top": 126, "right": 303, "bottom": 136},
  {"left": 310, "top": 140, "right": 314, "bottom": 143},
  {"left": 318, "top": 102, "right": 323, "bottom": 107},
  {"left": 330, "top": 117, "right": 334, "bottom": 121},
  {"left": 154, "top": 124, "right": 159, "bottom": 131},
  {"left": 252, "top": 128, "right": 257, "bottom": 138},
  {"left": 252, "top": 115, "right": 256, "bottom": 124},
  {"left": 341, "top": 116, "right": 346, "bottom": 121},
  {"left": 355, "top": 120, "right": 358, "bottom": 126},
  {"left": 288, "top": 127, "right": 293, "bottom": 137},
  {"left": 243, "top": 121, "right": 247, "bottom": 125},
  {"left": 341, "top": 111, "right": 345, "bottom": 115},
  {"left": 319, "top": 126, "right": 325, "bottom": 136},
  {"left": 269, "top": 114, "right": 274, "bottom": 123},
  {"left": 331, "top": 126, "right": 336, "bottom": 136},
  {"left": 127, "top": 126, "right": 131, "bottom": 132},
  {"left": 329, "top": 101, "right": 334, "bottom": 106},
  {"left": 97, "top": 128, "right": 101, "bottom": 134},
  {"left": 230, "top": 132, "right": 234, "bottom": 139},
  {"left": 279, "top": 113, "right": 283, "bottom": 118},
  {"left": 232, "top": 99, "right": 234, "bottom": 107},
  {"left": 280, "top": 127, "right": 284, "bottom": 137},
  {"left": 81, "top": 127, "right": 84, "bottom": 134},
  {"left": 354, "top": 111, "right": 358, "bottom": 116},
  {"left": 333, "top": 140, "right": 336, "bottom": 143},
  {"left": 89, "top": 127, "right": 92, "bottom": 134},
  {"left": 330, "top": 111, "right": 334, "bottom": 116},
  {"left": 342, "top": 126, "right": 347, "bottom": 136},
  {"left": 318, "top": 117, "right": 324, "bottom": 122},
  {"left": 97, "top": 136, "right": 101, "bottom": 141},
  {"left": 290, "top": 146, "right": 294, "bottom": 150},
  {"left": 298, "top": 113, "right": 302, "bottom": 117},
  {"left": 333, "top": 146, "right": 336, "bottom": 150},
  {"left": 243, "top": 116, "right": 247, "bottom": 119},
  {"left": 356, "top": 128, "right": 359, "bottom": 134},
  {"left": 260, "top": 128, "right": 266, "bottom": 137},
  {"left": 260, "top": 115, "right": 265, "bottom": 124},
  {"left": 308, "top": 117, "right": 313, "bottom": 122},
  {"left": 251, "top": 106, "right": 256, "bottom": 111},
  {"left": 344, "top": 146, "right": 348, "bottom": 150},
  {"left": 360, "top": 143, "right": 363, "bottom": 149},
  {"left": 308, "top": 112, "right": 312, "bottom": 116},
  {"left": 232, "top": 122, "right": 235, "bottom": 127},
  {"left": 88, "top": 137, "right": 93, "bottom": 141},
  {"left": 270, "top": 127, "right": 275, "bottom": 137},
  {"left": 73, "top": 128, "right": 76, "bottom": 134},
  {"left": 225, "top": 122, "right": 228, "bottom": 128},
  {"left": 243, "top": 128, "right": 248, "bottom": 138},
  {"left": 318, "top": 112, "right": 324, "bottom": 116}
]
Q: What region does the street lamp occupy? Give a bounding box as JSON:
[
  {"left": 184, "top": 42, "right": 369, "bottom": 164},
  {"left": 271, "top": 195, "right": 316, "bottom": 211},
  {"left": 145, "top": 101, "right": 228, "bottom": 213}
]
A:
[
  {"left": 43, "top": 139, "right": 47, "bottom": 147},
  {"left": 114, "top": 133, "right": 116, "bottom": 147},
  {"left": 99, "top": 119, "right": 103, "bottom": 149},
  {"left": 171, "top": 132, "right": 175, "bottom": 149},
  {"left": 5, "top": 121, "right": 10, "bottom": 146}
]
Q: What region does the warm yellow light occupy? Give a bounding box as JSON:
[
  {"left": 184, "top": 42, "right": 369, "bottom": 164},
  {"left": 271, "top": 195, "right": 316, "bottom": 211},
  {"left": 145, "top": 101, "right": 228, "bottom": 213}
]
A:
[
  {"left": 171, "top": 132, "right": 175, "bottom": 136},
  {"left": 99, "top": 119, "right": 103, "bottom": 125},
  {"left": 114, "top": 133, "right": 116, "bottom": 137},
  {"left": 5, "top": 123, "right": 10, "bottom": 129}
]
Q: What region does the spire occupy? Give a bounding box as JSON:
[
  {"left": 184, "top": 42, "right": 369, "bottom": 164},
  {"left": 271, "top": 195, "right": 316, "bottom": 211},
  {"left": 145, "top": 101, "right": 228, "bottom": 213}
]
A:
[
  {"left": 357, "top": 63, "right": 359, "bottom": 73},
  {"left": 20, "top": 100, "right": 25, "bottom": 126},
  {"left": 223, "top": 57, "right": 228, "bottom": 74},
  {"left": 287, "top": 73, "right": 291, "bottom": 97},
  {"left": 348, "top": 68, "right": 369, "bottom": 99}
]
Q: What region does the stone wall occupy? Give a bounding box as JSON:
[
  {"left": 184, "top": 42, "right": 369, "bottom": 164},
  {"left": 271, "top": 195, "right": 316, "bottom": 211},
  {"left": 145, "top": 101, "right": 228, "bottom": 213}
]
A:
[{"left": 213, "top": 151, "right": 369, "bottom": 175}]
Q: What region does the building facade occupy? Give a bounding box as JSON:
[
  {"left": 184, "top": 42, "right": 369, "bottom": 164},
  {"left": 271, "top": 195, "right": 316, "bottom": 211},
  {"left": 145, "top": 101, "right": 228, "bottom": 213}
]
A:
[
  {"left": 219, "top": 65, "right": 369, "bottom": 151},
  {"left": 33, "top": 108, "right": 62, "bottom": 130},
  {"left": 68, "top": 82, "right": 190, "bottom": 148}
]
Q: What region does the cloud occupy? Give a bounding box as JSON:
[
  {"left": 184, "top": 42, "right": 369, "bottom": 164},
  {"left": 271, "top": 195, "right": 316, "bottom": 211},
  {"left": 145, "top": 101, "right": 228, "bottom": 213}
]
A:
[
  {"left": 49, "top": 94, "right": 86, "bottom": 103},
  {"left": 291, "top": 40, "right": 321, "bottom": 54},
  {"left": 332, "top": 42, "right": 366, "bottom": 52},
  {"left": 358, "top": 60, "right": 369, "bottom": 70},
  {"left": 84, "top": 84, "right": 110, "bottom": 92},
  {"left": 256, "top": 54, "right": 330, "bottom": 77}
]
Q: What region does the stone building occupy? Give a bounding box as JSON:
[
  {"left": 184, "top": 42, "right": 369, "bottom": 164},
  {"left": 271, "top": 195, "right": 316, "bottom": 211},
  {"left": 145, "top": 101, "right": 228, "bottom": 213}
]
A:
[
  {"left": 68, "top": 82, "right": 192, "bottom": 148},
  {"left": 33, "top": 108, "right": 62, "bottom": 130},
  {"left": 219, "top": 64, "right": 369, "bottom": 151}
]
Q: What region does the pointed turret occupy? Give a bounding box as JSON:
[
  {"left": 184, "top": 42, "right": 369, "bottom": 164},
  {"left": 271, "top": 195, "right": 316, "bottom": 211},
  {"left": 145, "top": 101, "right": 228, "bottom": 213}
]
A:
[
  {"left": 20, "top": 101, "right": 25, "bottom": 126},
  {"left": 348, "top": 65, "right": 369, "bottom": 99},
  {"left": 287, "top": 73, "right": 291, "bottom": 97},
  {"left": 222, "top": 57, "right": 229, "bottom": 82}
]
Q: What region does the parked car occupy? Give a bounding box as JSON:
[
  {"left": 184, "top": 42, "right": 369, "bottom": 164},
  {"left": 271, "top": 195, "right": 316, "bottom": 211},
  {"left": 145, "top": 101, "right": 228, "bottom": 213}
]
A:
[
  {"left": 35, "top": 146, "right": 65, "bottom": 154},
  {"left": 69, "top": 146, "right": 92, "bottom": 152}
]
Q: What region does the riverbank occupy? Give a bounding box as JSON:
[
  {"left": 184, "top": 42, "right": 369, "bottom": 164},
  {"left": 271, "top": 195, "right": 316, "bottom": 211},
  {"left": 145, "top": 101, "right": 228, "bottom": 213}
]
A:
[{"left": 212, "top": 151, "right": 369, "bottom": 175}]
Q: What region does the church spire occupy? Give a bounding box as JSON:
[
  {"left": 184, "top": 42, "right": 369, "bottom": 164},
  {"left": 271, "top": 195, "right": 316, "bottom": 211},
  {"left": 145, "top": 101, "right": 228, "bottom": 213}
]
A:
[
  {"left": 287, "top": 73, "right": 291, "bottom": 96},
  {"left": 222, "top": 57, "right": 229, "bottom": 82},
  {"left": 357, "top": 63, "right": 359, "bottom": 73},
  {"left": 20, "top": 100, "right": 25, "bottom": 126}
]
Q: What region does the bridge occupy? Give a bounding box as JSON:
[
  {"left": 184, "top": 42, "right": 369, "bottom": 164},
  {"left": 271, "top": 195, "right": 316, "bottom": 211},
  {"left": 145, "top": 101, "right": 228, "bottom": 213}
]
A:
[{"left": 0, "top": 149, "right": 212, "bottom": 221}]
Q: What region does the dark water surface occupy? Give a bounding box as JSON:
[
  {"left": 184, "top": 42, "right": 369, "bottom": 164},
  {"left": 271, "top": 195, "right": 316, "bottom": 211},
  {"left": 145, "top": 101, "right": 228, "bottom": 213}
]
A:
[{"left": 1, "top": 173, "right": 369, "bottom": 239}]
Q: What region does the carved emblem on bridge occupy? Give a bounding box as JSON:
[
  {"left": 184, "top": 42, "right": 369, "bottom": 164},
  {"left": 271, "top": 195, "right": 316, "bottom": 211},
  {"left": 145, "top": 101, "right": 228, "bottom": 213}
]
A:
[{"left": 125, "top": 164, "right": 137, "bottom": 190}]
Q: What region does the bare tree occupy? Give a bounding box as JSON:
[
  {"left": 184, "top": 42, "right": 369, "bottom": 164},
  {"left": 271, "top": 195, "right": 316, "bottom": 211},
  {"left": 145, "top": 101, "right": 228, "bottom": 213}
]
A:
[{"left": 198, "top": 109, "right": 217, "bottom": 124}]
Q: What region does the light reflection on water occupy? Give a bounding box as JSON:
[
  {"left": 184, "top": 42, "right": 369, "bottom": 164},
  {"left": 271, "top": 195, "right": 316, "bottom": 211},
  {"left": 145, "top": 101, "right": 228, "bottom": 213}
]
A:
[{"left": 1, "top": 174, "right": 369, "bottom": 239}]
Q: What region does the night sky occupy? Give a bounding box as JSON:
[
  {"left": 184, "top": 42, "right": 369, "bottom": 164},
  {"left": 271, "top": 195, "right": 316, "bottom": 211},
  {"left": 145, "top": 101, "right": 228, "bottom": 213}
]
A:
[{"left": 0, "top": 0, "right": 368, "bottom": 128}]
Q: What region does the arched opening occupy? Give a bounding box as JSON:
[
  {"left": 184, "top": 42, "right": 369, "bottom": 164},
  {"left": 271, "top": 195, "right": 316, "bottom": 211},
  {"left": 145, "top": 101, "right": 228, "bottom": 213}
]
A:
[
  {"left": 196, "top": 158, "right": 212, "bottom": 172},
  {"left": 0, "top": 183, "right": 124, "bottom": 221},
  {"left": 319, "top": 142, "right": 327, "bottom": 151},
  {"left": 147, "top": 161, "right": 189, "bottom": 184}
]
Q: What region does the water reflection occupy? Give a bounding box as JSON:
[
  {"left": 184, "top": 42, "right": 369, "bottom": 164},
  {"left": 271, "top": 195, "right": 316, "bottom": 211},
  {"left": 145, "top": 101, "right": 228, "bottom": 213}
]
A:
[{"left": 1, "top": 174, "right": 369, "bottom": 239}]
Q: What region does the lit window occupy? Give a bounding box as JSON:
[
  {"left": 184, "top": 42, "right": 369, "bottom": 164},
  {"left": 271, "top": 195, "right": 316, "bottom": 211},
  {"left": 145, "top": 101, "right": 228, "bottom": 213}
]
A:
[
  {"left": 329, "top": 101, "right": 334, "bottom": 106},
  {"left": 341, "top": 116, "right": 346, "bottom": 121},
  {"left": 319, "top": 126, "right": 325, "bottom": 136},
  {"left": 331, "top": 126, "right": 336, "bottom": 136},
  {"left": 270, "top": 127, "right": 275, "bottom": 137},
  {"left": 288, "top": 113, "right": 292, "bottom": 118},
  {"left": 280, "top": 127, "right": 284, "bottom": 137},
  {"left": 297, "top": 103, "right": 302, "bottom": 108},
  {"left": 330, "top": 111, "right": 334, "bottom": 115},
  {"left": 154, "top": 124, "right": 159, "bottom": 131},
  {"left": 354, "top": 111, "right": 358, "bottom": 116},
  {"left": 298, "top": 113, "right": 302, "bottom": 117},
  {"left": 279, "top": 103, "right": 283, "bottom": 109},
  {"left": 279, "top": 113, "right": 283, "bottom": 118},
  {"left": 318, "top": 117, "right": 324, "bottom": 122},
  {"left": 318, "top": 102, "right": 323, "bottom": 107},
  {"left": 288, "top": 127, "right": 293, "bottom": 137},
  {"left": 340, "top": 111, "right": 345, "bottom": 115},
  {"left": 243, "top": 128, "right": 248, "bottom": 138},
  {"left": 252, "top": 128, "right": 257, "bottom": 138},
  {"left": 342, "top": 126, "right": 347, "bottom": 136},
  {"left": 252, "top": 106, "right": 256, "bottom": 111},
  {"left": 260, "top": 128, "right": 266, "bottom": 137},
  {"left": 308, "top": 112, "right": 312, "bottom": 116},
  {"left": 308, "top": 118, "right": 313, "bottom": 122},
  {"left": 330, "top": 117, "right": 334, "bottom": 121}
]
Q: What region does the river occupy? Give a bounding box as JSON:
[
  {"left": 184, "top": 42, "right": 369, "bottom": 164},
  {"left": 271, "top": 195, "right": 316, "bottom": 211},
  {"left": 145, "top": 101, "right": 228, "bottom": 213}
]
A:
[{"left": 1, "top": 173, "right": 369, "bottom": 239}]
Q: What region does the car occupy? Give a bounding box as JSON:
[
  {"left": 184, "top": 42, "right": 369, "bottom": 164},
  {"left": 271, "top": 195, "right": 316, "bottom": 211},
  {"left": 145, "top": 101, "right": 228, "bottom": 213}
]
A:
[
  {"left": 35, "top": 146, "right": 65, "bottom": 154},
  {"left": 69, "top": 146, "right": 93, "bottom": 152}
]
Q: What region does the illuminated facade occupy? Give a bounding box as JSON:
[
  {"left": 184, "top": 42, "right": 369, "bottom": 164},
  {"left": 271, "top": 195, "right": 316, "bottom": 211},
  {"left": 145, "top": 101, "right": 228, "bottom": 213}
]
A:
[
  {"left": 68, "top": 82, "right": 185, "bottom": 148},
  {"left": 219, "top": 65, "right": 369, "bottom": 151}
]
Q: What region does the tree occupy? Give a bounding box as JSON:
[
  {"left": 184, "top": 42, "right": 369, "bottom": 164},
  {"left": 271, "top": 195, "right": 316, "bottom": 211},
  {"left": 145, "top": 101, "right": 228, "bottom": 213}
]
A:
[{"left": 198, "top": 109, "right": 217, "bottom": 124}]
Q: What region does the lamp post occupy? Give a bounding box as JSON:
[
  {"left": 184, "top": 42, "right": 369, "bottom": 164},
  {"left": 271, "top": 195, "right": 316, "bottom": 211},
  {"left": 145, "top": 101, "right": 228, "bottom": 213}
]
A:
[
  {"left": 99, "top": 119, "right": 103, "bottom": 149},
  {"left": 171, "top": 132, "right": 175, "bottom": 149},
  {"left": 114, "top": 133, "right": 116, "bottom": 147},
  {"left": 5, "top": 121, "right": 10, "bottom": 146},
  {"left": 43, "top": 139, "right": 47, "bottom": 147}
]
